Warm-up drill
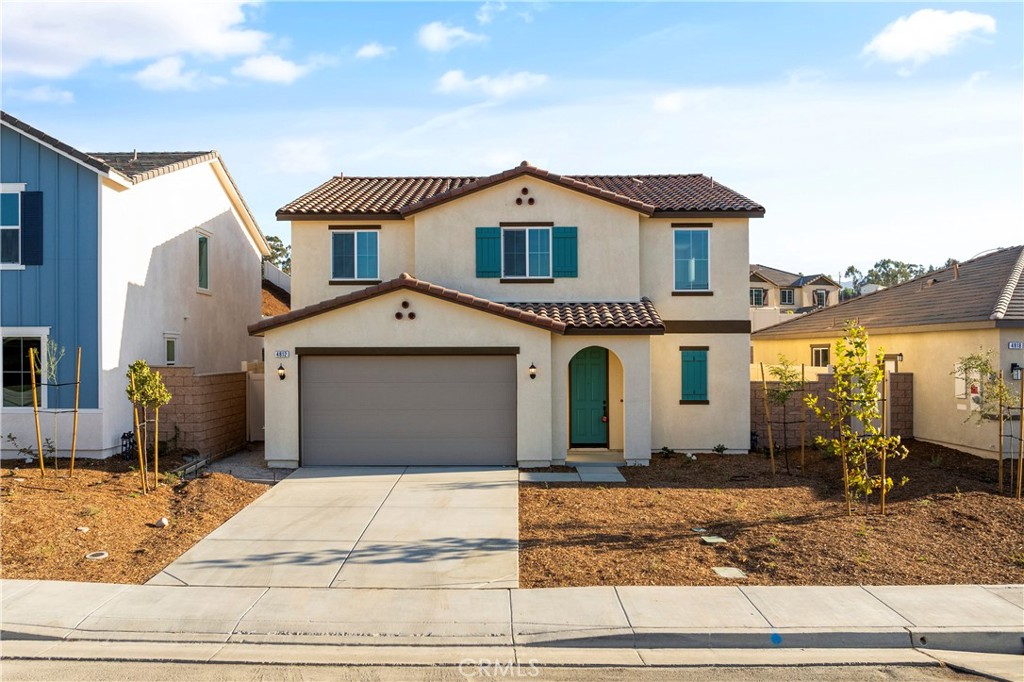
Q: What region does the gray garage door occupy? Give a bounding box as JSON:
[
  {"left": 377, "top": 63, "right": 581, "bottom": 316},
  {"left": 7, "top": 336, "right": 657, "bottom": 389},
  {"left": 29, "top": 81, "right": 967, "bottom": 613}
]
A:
[{"left": 300, "top": 355, "right": 517, "bottom": 466}]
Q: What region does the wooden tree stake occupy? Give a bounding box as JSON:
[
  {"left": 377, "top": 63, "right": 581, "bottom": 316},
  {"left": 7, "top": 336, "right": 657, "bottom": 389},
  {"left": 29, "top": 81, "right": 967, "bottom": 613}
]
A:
[
  {"left": 1017, "top": 383, "right": 1023, "bottom": 501},
  {"left": 880, "top": 369, "right": 887, "bottom": 515},
  {"left": 154, "top": 408, "right": 160, "bottom": 488},
  {"left": 800, "top": 364, "right": 807, "bottom": 471},
  {"left": 760, "top": 362, "right": 776, "bottom": 478},
  {"left": 70, "top": 347, "right": 81, "bottom": 478},
  {"left": 130, "top": 374, "right": 147, "bottom": 494},
  {"left": 997, "top": 371, "right": 1004, "bottom": 495},
  {"left": 29, "top": 347, "right": 45, "bottom": 477}
]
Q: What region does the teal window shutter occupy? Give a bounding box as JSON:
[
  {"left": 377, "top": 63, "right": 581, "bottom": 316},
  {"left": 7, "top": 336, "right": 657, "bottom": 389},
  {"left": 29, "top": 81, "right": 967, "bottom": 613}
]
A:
[
  {"left": 681, "top": 350, "right": 708, "bottom": 402},
  {"left": 476, "top": 227, "right": 501, "bottom": 278},
  {"left": 552, "top": 226, "right": 577, "bottom": 277}
]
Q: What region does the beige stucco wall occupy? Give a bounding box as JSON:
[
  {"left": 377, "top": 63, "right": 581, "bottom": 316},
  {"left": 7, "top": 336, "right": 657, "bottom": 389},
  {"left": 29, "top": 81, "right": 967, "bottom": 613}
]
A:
[
  {"left": 259, "top": 289, "right": 553, "bottom": 467},
  {"left": 640, "top": 218, "right": 749, "bottom": 320},
  {"left": 752, "top": 326, "right": 1023, "bottom": 459},
  {"left": 412, "top": 178, "right": 642, "bottom": 302},
  {"left": 651, "top": 332, "right": 751, "bottom": 453},
  {"left": 290, "top": 219, "right": 414, "bottom": 309}
]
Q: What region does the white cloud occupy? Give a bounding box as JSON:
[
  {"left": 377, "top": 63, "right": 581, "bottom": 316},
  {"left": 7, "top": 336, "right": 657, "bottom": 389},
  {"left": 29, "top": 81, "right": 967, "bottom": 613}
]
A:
[
  {"left": 437, "top": 70, "right": 547, "bottom": 98},
  {"left": 2, "top": 1, "right": 268, "bottom": 78},
  {"left": 652, "top": 89, "right": 716, "bottom": 113},
  {"left": 5, "top": 85, "right": 74, "bottom": 104},
  {"left": 863, "top": 9, "right": 996, "bottom": 69},
  {"left": 355, "top": 42, "right": 394, "bottom": 59},
  {"left": 476, "top": 1, "right": 506, "bottom": 25},
  {"left": 133, "top": 57, "right": 213, "bottom": 91},
  {"left": 232, "top": 54, "right": 324, "bottom": 84},
  {"left": 417, "top": 22, "right": 487, "bottom": 52}
]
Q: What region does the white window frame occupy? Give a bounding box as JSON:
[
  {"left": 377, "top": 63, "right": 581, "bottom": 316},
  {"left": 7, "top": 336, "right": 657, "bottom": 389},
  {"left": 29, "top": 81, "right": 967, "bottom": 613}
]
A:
[
  {"left": 197, "top": 229, "right": 212, "bottom": 294},
  {"left": 0, "top": 183, "right": 26, "bottom": 270},
  {"left": 749, "top": 288, "right": 766, "bottom": 307},
  {"left": 1, "top": 326, "right": 50, "bottom": 410},
  {"left": 330, "top": 230, "right": 380, "bottom": 282},
  {"left": 780, "top": 288, "right": 795, "bottom": 306},
  {"left": 500, "top": 226, "right": 552, "bottom": 279},
  {"left": 811, "top": 345, "right": 830, "bottom": 368},
  {"left": 163, "top": 332, "right": 180, "bottom": 366},
  {"left": 813, "top": 289, "right": 828, "bottom": 307},
  {"left": 672, "top": 227, "right": 711, "bottom": 292}
]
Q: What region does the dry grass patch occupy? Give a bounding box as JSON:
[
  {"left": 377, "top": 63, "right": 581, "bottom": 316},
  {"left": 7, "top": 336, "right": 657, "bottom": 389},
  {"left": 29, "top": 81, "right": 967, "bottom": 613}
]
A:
[{"left": 520, "top": 441, "right": 1024, "bottom": 587}]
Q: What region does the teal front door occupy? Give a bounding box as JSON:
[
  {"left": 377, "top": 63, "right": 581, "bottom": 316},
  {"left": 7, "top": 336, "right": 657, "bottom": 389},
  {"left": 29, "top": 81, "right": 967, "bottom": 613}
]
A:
[{"left": 569, "top": 347, "right": 608, "bottom": 447}]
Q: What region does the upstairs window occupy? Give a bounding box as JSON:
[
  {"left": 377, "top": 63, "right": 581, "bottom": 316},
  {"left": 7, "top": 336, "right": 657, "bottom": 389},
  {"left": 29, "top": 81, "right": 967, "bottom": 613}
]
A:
[
  {"left": 813, "top": 289, "right": 828, "bottom": 307},
  {"left": 1, "top": 192, "right": 20, "bottom": 265},
  {"left": 502, "top": 227, "right": 550, "bottom": 278},
  {"left": 749, "top": 288, "right": 766, "bottom": 307},
  {"left": 812, "top": 345, "right": 830, "bottom": 368},
  {"left": 332, "top": 230, "right": 379, "bottom": 281},
  {"left": 674, "top": 229, "right": 709, "bottom": 291},
  {"left": 780, "top": 289, "right": 794, "bottom": 305},
  {"left": 198, "top": 233, "right": 210, "bottom": 290}
]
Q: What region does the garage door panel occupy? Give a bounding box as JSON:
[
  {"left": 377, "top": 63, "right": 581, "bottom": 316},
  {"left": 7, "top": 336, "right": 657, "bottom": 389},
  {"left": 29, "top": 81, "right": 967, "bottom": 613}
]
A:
[
  {"left": 303, "top": 382, "right": 515, "bottom": 412},
  {"left": 300, "top": 355, "right": 517, "bottom": 466}
]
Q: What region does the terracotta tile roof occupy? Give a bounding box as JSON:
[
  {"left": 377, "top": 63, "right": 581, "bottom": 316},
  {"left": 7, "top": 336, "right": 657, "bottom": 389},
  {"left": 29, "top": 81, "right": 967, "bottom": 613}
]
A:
[
  {"left": 89, "top": 151, "right": 219, "bottom": 183},
  {"left": 277, "top": 162, "right": 764, "bottom": 219},
  {"left": 508, "top": 300, "right": 663, "bottom": 334},
  {"left": 249, "top": 273, "right": 665, "bottom": 336},
  {"left": 752, "top": 245, "right": 1024, "bottom": 338}
]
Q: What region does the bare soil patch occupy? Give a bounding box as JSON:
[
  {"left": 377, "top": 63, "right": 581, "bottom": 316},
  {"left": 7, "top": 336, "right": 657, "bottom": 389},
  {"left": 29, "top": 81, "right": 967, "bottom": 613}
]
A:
[
  {"left": 520, "top": 440, "right": 1024, "bottom": 587},
  {"left": 1, "top": 461, "right": 268, "bottom": 584}
]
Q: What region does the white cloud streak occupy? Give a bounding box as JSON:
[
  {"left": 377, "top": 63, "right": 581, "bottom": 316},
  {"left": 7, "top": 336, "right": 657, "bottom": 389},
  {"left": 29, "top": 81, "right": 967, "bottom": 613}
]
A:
[
  {"left": 355, "top": 42, "right": 394, "bottom": 59},
  {"left": 133, "top": 57, "right": 220, "bottom": 91},
  {"left": 417, "top": 22, "right": 487, "bottom": 52},
  {"left": 5, "top": 85, "right": 75, "bottom": 104},
  {"left": 863, "top": 9, "right": 996, "bottom": 69},
  {"left": 437, "top": 70, "right": 548, "bottom": 99},
  {"left": 2, "top": 1, "right": 268, "bottom": 78},
  {"left": 232, "top": 54, "right": 329, "bottom": 84},
  {"left": 476, "top": 1, "right": 506, "bottom": 25}
]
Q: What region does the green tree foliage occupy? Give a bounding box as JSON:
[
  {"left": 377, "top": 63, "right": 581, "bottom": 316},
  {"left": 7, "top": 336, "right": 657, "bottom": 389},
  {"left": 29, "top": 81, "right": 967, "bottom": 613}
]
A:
[
  {"left": 952, "top": 350, "right": 1018, "bottom": 422},
  {"left": 767, "top": 355, "right": 801, "bottom": 474},
  {"left": 804, "top": 323, "right": 909, "bottom": 515},
  {"left": 264, "top": 235, "right": 291, "bottom": 274},
  {"left": 125, "top": 361, "right": 172, "bottom": 492},
  {"left": 845, "top": 258, "right": 956, "bottom": 295}
]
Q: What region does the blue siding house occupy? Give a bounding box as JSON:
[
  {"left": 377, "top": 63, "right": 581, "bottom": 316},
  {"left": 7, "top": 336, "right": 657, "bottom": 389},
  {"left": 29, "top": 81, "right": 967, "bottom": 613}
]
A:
[{"left": 1, "top": 111, "right": 269, "bottom": 458}]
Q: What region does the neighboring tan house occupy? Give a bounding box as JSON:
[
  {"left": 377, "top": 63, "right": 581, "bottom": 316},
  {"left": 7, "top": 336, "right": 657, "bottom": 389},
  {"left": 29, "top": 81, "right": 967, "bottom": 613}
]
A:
[
  {"left": 0, "top": 111, "right": 270, "bottom": 459},
  {"left": 751, "top": 246, "right": 1024, "bottom": 460},
  {"left": 749, "top": 264, "right": 839, "bottom": 331},
  {"left": 250, "top": 162, "right": 765, "bottom": 468}
]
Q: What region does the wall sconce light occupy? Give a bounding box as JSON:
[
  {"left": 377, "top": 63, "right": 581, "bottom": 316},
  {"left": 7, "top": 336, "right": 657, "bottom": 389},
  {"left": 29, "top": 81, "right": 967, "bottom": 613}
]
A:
[
  {"left": 1012, "top": 363, "right": 1023, "bottom": 381},
  {"left": 277, "top": 364, "right": 286, "bottom": 381},
  {"left": 897, "top": 353, "right": 904, "bottom": 363},
  {"left": 528, "top": 363, "right": 537, "bottom": 380}
]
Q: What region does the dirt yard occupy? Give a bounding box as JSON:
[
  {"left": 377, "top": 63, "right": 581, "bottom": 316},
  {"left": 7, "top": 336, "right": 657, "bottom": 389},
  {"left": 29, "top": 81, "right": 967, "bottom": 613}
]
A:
[
  {"left": 520, "top": 440, "right": 1024, "bottom": 587},
  {"left": 1, "top": 457, "right": 268, "bottom": 584}
]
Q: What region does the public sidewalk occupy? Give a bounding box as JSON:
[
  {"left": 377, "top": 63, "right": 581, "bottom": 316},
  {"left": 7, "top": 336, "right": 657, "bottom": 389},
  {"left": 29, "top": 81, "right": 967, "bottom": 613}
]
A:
[{"left": 2, "top": 581, "right": 1021, "bottom": 658}]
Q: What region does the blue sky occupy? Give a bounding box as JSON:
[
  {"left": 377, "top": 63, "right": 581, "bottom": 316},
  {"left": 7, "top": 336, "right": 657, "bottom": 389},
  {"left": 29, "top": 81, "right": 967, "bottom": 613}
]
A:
[{"left": 3, "top": 1, "right": 1021, "bottom": 277}]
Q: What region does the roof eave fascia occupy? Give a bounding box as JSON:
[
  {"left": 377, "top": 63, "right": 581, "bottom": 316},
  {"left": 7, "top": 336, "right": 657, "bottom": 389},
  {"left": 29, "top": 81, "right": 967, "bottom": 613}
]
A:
[
  {"left": 2, "top": 118, "right": 132, "bottom": 187},
  {"left": 278, "top": 211, "right": 406, "bottom": 222},
  {"left": 652, "top": 209, "right": 765, "bottom": 219},
  {"left": 753, "top": 319, "right": 1003, "bottom": 339},
  {"left": 210, "top": 157, "right": 271, "bottom": 257}
]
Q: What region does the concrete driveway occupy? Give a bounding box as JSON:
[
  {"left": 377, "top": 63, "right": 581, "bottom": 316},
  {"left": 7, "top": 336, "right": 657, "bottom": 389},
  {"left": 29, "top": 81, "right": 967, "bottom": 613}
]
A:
[{"left": 149, "top": 466, "right": 518, "bottom": 589}]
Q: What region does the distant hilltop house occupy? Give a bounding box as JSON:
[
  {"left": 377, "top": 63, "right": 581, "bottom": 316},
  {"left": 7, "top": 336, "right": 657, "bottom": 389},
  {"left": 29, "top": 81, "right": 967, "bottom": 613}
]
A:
[
  {"left": 752, "top": 245, "right": 1024, "bottom": 460},
  {"left": 748, "top": 264, "right": 840, "bottom": 332},
  {"left": 0, "top": 111, "right": 270, "bottom": 460}
]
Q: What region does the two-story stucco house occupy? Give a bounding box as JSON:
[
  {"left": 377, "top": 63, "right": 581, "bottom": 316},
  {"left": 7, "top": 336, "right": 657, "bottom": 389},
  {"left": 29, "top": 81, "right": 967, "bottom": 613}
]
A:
[
  {"left": 251, "top": 162, "right": 764, "bottom": 468},
  {"left": 0, "top": 111, "right": 269, "bottom": 459},
  {"left": 748, "top": 264, "right": 839, "bottom": 332}
]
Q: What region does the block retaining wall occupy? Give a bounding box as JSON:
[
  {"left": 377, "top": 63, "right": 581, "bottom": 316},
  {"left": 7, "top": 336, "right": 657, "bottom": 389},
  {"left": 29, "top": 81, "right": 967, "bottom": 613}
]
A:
[{"left": 152, "top": 366, "right": 247, "bottom": 459}]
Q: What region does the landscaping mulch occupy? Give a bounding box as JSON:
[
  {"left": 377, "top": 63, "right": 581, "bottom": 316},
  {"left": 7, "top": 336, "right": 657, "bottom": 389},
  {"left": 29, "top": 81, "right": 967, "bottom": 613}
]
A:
[
  {"left": 520, "top": 440, "right": 1024, "bottom": 587},
  {"left": 1, "top": 461, "right": 268, "bottom": 584}
]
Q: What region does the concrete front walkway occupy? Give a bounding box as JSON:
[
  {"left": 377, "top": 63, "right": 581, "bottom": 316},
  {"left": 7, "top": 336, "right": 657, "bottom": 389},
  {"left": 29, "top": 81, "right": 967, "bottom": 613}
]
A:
[{"left": 149, "top": 466, "right": 518, "bottom": 589}]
